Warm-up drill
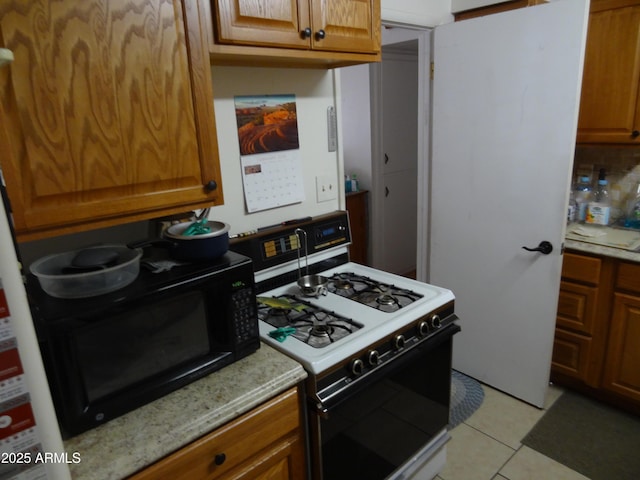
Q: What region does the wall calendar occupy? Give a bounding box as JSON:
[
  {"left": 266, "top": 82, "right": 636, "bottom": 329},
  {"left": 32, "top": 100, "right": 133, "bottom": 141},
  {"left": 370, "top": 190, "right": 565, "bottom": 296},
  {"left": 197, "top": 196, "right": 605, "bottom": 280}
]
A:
[{"left": 234, "top": 94, "right": 305, "bottom": 212}]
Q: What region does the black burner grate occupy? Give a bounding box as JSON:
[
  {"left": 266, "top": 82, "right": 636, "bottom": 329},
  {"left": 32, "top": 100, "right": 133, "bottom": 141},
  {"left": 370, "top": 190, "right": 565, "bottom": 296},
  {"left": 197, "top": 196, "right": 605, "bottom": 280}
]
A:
[
  {"left": 257, "top": 295, "right": 362, "bottom": 348},
  {"left": 326, "top": 272, "right": 423, "bottom": 312}
]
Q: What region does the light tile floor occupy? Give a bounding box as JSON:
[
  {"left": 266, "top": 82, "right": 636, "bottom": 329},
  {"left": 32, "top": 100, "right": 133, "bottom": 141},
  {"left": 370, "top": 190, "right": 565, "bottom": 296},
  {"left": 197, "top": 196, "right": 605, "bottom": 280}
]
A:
[{"left": 437, "top": 383, "right": 590, "bottom": 480}]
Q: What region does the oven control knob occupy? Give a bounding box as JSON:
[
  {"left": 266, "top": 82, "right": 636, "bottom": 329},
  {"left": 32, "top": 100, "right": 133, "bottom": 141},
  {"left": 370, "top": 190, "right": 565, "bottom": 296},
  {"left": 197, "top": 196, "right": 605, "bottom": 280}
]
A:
[
  {"left": 367, "top": 350, "right": 380, "bottom": 366},
  {"left": 430, "top": 314, "right": 442, "bottom": 329},
  {"left": 393, "top": 335, "right": 405, "bottom": 350},
  {"left": 350, "top": 358, "right": 364, "bottom": 376},
  {"left": 418, "top": 320, "right": 430, "bottom": 337}
]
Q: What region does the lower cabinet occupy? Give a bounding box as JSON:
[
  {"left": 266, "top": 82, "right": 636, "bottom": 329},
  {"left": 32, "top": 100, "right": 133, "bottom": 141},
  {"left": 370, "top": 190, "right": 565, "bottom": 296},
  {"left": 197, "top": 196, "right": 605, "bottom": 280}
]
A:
[
  {"left": 129, "top": 387, "right": 306, "bottom": 480},
  {"left": 602, "top": 289, "right": 640, "bottom": 403},
  {"left": 551, "top": 251, "right": 640, "bottom": 412},
  {"left": 345, "top": 190, "right": 368, "bottom": 265}
]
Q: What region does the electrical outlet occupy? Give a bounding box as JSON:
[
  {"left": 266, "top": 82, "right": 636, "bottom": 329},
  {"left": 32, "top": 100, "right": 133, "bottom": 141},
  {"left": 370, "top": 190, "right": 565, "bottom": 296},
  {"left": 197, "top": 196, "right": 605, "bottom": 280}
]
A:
[{"left": 316, "top": 175, "right": 337, "bottom": 202}]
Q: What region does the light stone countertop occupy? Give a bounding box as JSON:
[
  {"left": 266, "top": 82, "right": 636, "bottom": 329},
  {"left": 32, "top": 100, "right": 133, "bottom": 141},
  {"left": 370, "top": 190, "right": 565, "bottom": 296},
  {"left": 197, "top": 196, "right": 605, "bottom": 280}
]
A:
[
  {"left": 564, "top": 226, "right": 640, "bottom": 263},
  {"left": 64, "top": 343, "right": 307, "bottom": 480}
]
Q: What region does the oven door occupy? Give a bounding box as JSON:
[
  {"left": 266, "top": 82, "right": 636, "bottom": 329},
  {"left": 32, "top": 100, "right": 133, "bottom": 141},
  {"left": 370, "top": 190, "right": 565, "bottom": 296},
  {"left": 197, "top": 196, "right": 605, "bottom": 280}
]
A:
[{"left": 308, "top": 324, "right": 459, "bottom": 480}]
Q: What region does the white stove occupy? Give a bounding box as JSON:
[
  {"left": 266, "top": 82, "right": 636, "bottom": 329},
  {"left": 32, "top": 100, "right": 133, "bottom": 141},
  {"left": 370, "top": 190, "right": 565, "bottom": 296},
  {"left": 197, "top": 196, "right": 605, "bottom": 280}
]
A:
[
  {"left": 256, "top": 259, "right": 454, "bottom": 375},
  {"left": 231, "top": 211, "right": 459, "bottom": 480}
]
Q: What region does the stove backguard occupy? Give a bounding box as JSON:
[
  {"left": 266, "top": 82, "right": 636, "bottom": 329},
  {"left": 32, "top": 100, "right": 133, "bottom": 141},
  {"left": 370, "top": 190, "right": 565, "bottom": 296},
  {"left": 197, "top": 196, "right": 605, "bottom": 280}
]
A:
[{"left": 230, "top": 211, "right": 351, "bottom": 278}]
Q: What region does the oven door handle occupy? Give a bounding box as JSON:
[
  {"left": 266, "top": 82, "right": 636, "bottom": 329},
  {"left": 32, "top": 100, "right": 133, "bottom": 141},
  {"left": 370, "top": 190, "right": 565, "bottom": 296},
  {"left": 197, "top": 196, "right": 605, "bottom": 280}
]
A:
[{"left": 310, "top": 322, "right": 461, "bottom": 415}]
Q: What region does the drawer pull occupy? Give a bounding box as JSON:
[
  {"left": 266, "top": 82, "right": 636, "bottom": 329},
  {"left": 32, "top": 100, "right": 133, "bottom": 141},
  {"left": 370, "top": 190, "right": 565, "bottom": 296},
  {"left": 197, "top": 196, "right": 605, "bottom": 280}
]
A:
[{"left": 214, "top": 453, "right": 226, "bottom": 466}]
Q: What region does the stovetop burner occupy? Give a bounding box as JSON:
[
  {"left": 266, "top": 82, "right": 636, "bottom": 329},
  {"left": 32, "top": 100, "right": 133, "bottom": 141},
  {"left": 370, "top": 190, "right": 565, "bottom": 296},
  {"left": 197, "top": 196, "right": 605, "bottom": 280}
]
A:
[
  {"left": 326, "top": 272, "right": 424, "bottom": 312},
  {"left": 257, "top": 295, "right": 363, "bottom": 349}
]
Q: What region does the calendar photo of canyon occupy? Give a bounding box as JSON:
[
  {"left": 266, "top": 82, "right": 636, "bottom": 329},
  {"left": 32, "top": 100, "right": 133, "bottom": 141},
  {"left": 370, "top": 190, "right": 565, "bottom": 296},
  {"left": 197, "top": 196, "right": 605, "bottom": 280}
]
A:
[{"left": 234, "top": 94, "right": 300, "bottom": 156}]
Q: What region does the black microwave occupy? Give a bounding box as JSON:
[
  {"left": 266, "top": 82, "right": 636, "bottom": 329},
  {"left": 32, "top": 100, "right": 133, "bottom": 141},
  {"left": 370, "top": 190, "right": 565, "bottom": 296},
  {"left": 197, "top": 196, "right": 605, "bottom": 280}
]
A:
[{"left": 26, "top": 251, "right": 259, "bottom": 437}]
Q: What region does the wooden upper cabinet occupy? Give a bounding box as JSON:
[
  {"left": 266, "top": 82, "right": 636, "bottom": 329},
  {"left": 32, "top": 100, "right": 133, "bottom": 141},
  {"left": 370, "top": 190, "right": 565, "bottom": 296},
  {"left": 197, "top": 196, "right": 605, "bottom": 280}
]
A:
[
  {"left": 0, "top": 0, "right": 223, "bottom": 241},
  {"left": 454, "top": 0, "right": 547, "bottom": 21},
  {"left": 215, "top": 0, "right": 311, "bottom": 49},
  {"left": 311, "top": 0, "right": 380, "bottom": 53},
  {"left": 208, "top": 0, "right": 381, "bottom": 68},
  {"left": 577, "top": 0, "right": 640, "bottom": 143}
]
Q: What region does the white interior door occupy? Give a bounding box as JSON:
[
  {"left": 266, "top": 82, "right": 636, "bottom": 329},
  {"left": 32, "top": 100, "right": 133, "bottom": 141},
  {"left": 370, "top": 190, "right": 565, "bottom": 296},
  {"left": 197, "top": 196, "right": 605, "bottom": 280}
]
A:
[{"left": 429, "top": 0, "right": 589, "bottom": 407}]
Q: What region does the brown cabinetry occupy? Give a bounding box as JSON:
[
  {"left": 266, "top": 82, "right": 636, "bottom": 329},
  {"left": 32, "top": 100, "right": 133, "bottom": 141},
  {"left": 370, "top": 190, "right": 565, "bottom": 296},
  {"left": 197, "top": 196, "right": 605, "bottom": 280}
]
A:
[
  {"left": 602, "top": 262, "right": 640, "bottom": 402},
  {"left": 0, "top": 0, "right": 223, "bottom": 241},
  {"left": 202, "top": 0, "right": 381, "bottom": 68},
  {"left": 129, "top": 387, "right": 306, "bottom": 480},
  {"left": 552, "top": 251, "right": 640, "bottom": 412},
  {"left": 454, "top": 0, "right": 547, "bottom": 21},
  {"left": 346, "top": 190, "right": 368, "bottom": 264},
  {"left": 552, "top": 252, "right": 612, "bottom": 386},
  {"left": 576, "top": 0, "right": 640, "bottom": 143}
]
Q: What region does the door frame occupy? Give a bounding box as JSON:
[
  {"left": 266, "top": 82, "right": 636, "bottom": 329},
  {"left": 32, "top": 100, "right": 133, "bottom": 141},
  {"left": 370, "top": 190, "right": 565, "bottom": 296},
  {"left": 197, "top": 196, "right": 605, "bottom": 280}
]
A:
[{"left": 370, "top": 25, "right": 432, "bottom": 277}]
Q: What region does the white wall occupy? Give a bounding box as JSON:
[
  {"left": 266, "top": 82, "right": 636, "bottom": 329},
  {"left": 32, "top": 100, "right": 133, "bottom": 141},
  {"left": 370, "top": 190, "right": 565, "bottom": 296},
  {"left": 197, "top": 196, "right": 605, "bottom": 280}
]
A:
[
  {"left": 338, "top": 64, "right": 372, "bottom": 191},
  {"left": 382, "top": 0, "right": 453, "bottom": 26},
  {"left": 208, "top": 66, "right": 342, "bottom": 236}
]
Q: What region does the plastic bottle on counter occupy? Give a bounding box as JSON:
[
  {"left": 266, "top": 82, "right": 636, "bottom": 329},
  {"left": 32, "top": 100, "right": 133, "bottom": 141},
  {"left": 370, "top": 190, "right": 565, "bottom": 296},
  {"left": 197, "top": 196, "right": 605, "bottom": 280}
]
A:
[
  {"left": 624, "top": 183, "right": 640, "bottom": 229},
  {"left": 574, "top": 176, "right": 592, "bottom": 223},
  {"left": 345, "top": 175, "right": 352, "bottom": 193},
  {"left": 567, "top": 189, "right": 577, "bottom": 224},
  {"left": 350, "top": 174, "right": 359, "bottom": 192},
  {"left": 586, "top": 169, "right": 611, "bottom": 225}
]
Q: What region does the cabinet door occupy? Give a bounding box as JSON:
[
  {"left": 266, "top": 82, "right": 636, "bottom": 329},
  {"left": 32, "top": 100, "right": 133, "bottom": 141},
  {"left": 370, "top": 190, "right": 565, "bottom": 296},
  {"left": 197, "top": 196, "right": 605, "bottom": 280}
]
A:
[
  {"left": 310, "top": 0, "right": 380, "bottom": 54},
  {"left": 130, "top": 387, "right": 306, "bottom": 480},
  {"left": 0, "top": 0, "right": 222, "bottom": 241},
  {"left": 214, "top": 0, "right": 311, "bottom": 49},
  {"left": 214, "top": 0, "right": 380, "bottom": 54},
  {"left": 577, "top": 0, "right": 640, "bottom": 143},
  {"left": 602, "top": 293, "right": 640, "bottom": 402}
]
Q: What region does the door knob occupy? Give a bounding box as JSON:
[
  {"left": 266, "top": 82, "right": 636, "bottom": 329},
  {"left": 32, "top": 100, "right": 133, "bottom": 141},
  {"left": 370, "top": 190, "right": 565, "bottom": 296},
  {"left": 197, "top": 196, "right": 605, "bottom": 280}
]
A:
[{"left": 522, "top": 241, "right": 553, "bottom": 255}]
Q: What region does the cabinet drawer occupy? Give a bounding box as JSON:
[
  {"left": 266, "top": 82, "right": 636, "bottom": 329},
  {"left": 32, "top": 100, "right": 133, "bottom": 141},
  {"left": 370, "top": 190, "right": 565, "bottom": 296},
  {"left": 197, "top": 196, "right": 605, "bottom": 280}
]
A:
[
  {"left": 615, "top": 262, "right": 640, "bottom": 294},
  {"left": 130, "top": 387, "right": 300, "bottom": 480},
  {"left": 561, "top": 252, "right": 601, "bottom": 285},
  {"left": 556, "top": 281, "right": 597, "bottom": 334},
  {"left": 551, "top": 328, "right": 592, "bottom": 381}
]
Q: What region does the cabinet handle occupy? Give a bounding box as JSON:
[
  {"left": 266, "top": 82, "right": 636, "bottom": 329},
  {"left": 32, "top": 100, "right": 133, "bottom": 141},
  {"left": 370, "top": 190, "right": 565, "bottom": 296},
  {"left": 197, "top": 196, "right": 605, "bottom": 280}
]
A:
[
  {"left": 0, "top": 48, "right": 14, "bottom": 67},
  {"left": 315, "top": 29, "right": 326, "bottom": 41},
  {"left": 302, "top": 27, "right": 312, "bottom": 39},
  {"left": 214, "top": 453, "right": 226, "bottom": 466},
  {"left": 385, "top": 186, "right": 389, "bottom": 197},
  {"left": 384, "top": 153, "right": 389, "bottom": 164},
  {"left": 632, "top": 130, "right": 640, "bottom": 139},
  {"left": 204, "top": 180, "right": 217, "bottom": 192}
]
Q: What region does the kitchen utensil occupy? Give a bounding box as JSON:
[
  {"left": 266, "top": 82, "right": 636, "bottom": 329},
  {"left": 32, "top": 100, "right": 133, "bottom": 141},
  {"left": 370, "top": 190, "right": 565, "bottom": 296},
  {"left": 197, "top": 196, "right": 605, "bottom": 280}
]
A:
[
  {"left": 30, "top": 245, "right": 142, "bottom": 298},
  {"left": 257, "top": 297, "right": 306, "bottom": 312},
  {"left": 295, "top": 228, "right": 328, "bottom": 297},
  {"left": 181, "top": 208, "right": 212, "bottom": 236},
  {"left": 130, "top": 219, "right": 230, "bottom": 261}
]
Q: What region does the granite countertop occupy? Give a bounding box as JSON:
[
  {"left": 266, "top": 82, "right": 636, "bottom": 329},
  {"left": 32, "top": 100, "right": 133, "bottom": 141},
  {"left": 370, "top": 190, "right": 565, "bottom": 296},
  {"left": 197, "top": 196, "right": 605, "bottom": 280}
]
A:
[
  {"left": 64, "top": 343, "right": 306, "bottom": 480},
  {"left": 564, "top": 224, "right": 640, "bottom": 263}
]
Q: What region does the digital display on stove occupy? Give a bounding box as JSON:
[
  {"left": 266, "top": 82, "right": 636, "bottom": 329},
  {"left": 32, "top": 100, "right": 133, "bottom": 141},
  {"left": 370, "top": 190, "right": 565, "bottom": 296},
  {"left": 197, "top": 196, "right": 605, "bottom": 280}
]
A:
[{"left": 321, "top": 226, "right": 336, "bottom": 236}]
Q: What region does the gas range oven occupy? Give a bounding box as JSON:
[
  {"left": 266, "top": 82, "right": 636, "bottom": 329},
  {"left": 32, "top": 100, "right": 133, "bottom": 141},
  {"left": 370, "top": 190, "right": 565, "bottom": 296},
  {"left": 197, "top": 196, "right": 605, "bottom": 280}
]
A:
[{"left": 231, "top": 211, "right": 460, "bottom": 480}]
